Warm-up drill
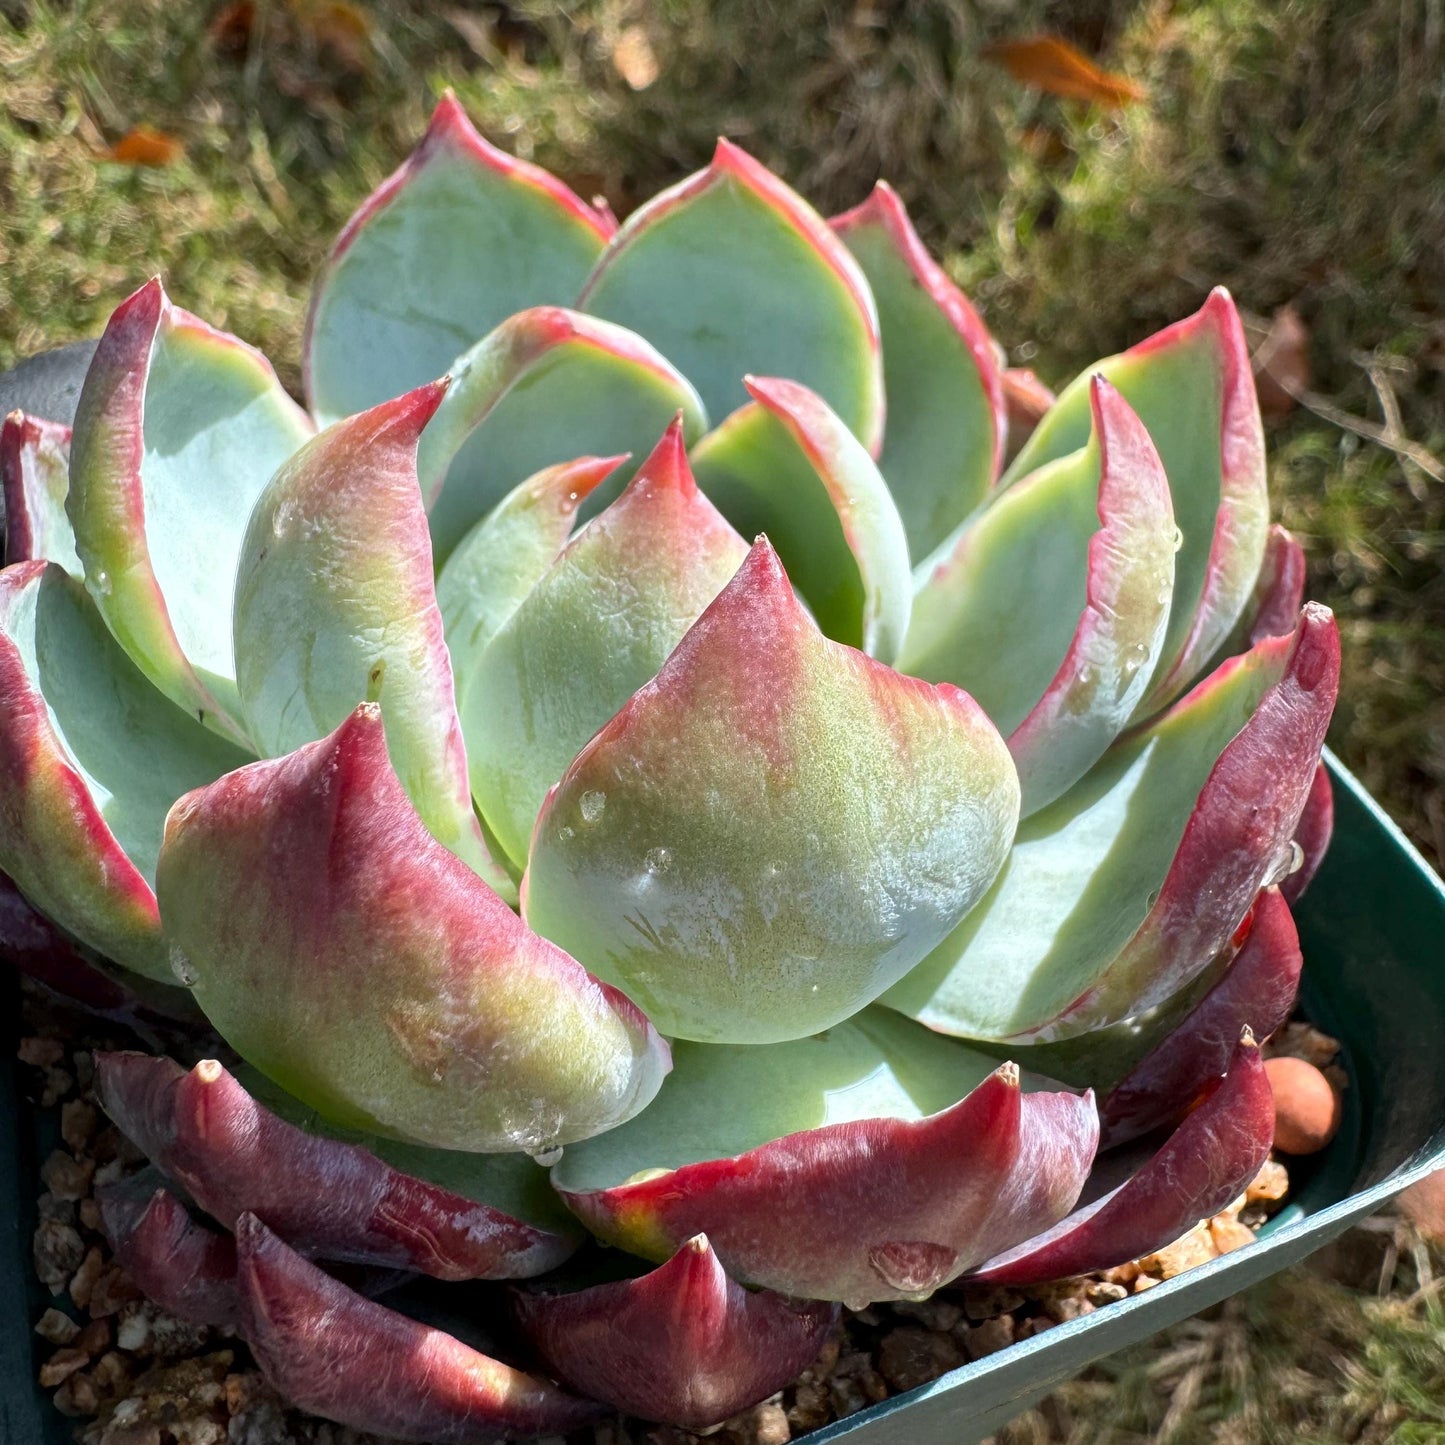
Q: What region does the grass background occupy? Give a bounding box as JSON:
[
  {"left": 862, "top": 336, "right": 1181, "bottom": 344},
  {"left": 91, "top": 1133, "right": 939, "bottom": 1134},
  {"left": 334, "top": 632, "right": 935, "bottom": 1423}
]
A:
[{"left": 2, "top": 0, "right": 1443, "bottom": 1438}]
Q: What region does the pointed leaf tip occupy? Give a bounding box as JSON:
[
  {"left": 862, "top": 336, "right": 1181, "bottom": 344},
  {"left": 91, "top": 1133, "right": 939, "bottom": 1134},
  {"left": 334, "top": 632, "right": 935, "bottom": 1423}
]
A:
[
  {"left": 514, "top": 1235, "right": 836, "bottom": 1427},
  {"left": 235, "top": 1215, "right": 606, "bottom": 1441}
]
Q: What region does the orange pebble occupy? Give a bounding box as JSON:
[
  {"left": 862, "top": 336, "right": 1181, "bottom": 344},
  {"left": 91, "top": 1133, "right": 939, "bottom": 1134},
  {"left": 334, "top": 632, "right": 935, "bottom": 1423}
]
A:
[{"left": 1264, "top": 1056, "right": 1341, "bottom": 1154}]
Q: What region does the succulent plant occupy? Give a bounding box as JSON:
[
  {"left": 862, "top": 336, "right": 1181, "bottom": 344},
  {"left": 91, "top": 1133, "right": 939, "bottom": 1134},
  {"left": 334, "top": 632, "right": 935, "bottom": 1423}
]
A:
[{"left": 1, "top": 93, "right": 1341, "bottom": 1438}]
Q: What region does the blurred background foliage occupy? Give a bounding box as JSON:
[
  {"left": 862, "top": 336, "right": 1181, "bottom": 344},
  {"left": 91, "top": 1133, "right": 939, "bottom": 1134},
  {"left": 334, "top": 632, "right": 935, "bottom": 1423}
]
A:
[{"left": 2, "top": 0, "right": 1443, "bottom": 1437}]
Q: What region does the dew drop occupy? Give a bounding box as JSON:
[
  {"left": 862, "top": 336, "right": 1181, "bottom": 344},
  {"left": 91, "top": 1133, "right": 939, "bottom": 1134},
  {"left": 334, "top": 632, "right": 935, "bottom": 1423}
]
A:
[
  {"left": 528, "top": 1143, "right": 564, "bottom": 1167},
  {"left": 168, "top": 944, "right": 198, "bottom": 988},
  {"left": 644, "top": 846, "right": 672, "bottom": 875},
  {"left": 579, "top": 790, "right": 606, "bottom": 824},
  {"left": 92, "top": 569, "right": 111, "bottom": 597},
  {"left": 1171, "top": 525, "right": 1185, "bottom": 553}
]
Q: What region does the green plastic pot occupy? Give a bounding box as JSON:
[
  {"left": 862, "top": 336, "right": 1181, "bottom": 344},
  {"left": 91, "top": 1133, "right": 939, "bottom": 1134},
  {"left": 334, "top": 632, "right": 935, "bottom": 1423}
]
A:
[{"left": 3, "top": 349, "right": 1444, "bottom": 1445}]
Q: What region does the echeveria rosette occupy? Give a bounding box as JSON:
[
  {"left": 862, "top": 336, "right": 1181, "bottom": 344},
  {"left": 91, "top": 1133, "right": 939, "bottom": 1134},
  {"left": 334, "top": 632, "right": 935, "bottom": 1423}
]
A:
[{"left": 1, "top": 91, "right": 1350, "bottom": 1439}]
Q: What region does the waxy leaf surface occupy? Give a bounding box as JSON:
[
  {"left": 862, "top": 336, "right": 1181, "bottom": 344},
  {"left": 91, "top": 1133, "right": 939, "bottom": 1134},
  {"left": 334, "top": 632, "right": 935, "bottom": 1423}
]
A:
[
  {"left": 525, "top": 541, "right": 1019, "bottom": 1044},
  {"left": 514, "top": 1235, "right": 837, "bottom": 1428},
  {"left": 689, "top": 377, "right": 911, "bottom": 659},
  {"left": 831, "top": 183, "right": 1005, "bottom": 556},
  {"left": 886, "top": 605, "right": 1338, "bottom": 1041},
  {"left": 1005, "top": 289, "right": 1268, "bottom": 709},
  {"left": 236, "top": 1215, "right": 606, "bottom": 1442},
  {"left": 0, "top": 563, "right": 249, "bottom": 980},
  {"left": 305, "top": 93, "right": 612, "bottom": 425},
  {"left": 969, "top": 1034, "right": 1274, "bottom": 1287},
  {"left": 95, "top": 1052, "right": 577, "bottom": 1279},
  {"left": 468, "top": 422, "right": 746, "bottom": 865},
  {"left": 233, "top": 380, "right": 506, "bottom": 892},
  {"left": 1100, "top": 887, "right": 1302, "bottom": 1146},
  {"left": 418, "top": 307, "right": 706, "bottom": 564},
  {"left": 555, "top": 1013, "right": 1096, "bottom": 1302},
  {"left": 1283, "top": 761, "right": 1333, "bottom": 905},
  {"left": 904, "top": 378, "right": 1176, "bottom": 813},
  {"left": 156, "top": 703, "right": 670, "bottom": 1152},
  {"left": 2, "top": 413, "right": 79, "bottom": 575},
  {"left": 98, "top": 1173, "right": 238, "bottom": 1327},
  {"left": 68, "top": 280, "right": 313, "bottom": 742},
  {"left": 580, "top": 140, "right": 883, "bottom": 451}
]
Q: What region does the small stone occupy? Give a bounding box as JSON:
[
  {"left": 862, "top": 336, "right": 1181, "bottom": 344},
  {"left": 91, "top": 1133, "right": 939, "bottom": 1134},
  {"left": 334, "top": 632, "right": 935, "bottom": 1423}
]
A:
[
  {"left": 827, "top": 1376, "right": 868, "bottom": 1418},
  {"left": 785, "top": 1380, "right": 831, "bottom": 1432},
  {"left": 1039, "top": 1290, "right": 1095, "bottom": 1324},
  {"left": 76, "top": 1317, "right": 113, "bottom": 1356},
  {"left": 1263, "top": 1021, "right": 1340, "bottom": 1068},
  {"left": 38, "top": 1191, "right": 77, "bottom": 1225},
  {"left": 1132, "top": 1273, "right": 1162, "bottom": 1292},
  {"left": 959, "top": 1282, "right": 1025, "bottom": 1321},
  {"left": 723, "top": 1400, "right": 791, "bottom": 1445},
  {"left": 71, "top": 1244, "right": 106, "bottom": 1310},
  {"left": 1210, "top": 1216, "right": 1258, "bottom": 1255},
  {"left": 1018, "top": 1316, "right": 1056, "bottom": 1339},
  {"left": 962, "top": 1315, "right": 1015, "bottom": 1360},
  {"left": 35, "top": 1307, "right": 81, "bottom": 1344},
  {"left": 42, "top": 1066, "right": 76, "bottom": 1107},
  {"left": 79, "top": 1197, "right": 104, "bottom": 1233},
  {"left": 19, "top": 1036, "right": 65, "bottom": 1068},
  {"left": 1098, "top": 1261, "right": 1141, "bottom": 1286},
  {"left": 1138, "top": 1221, "right": 1218, "bottom": 1279},
  {"left": 62, "top": 1098, "right": 101, "bottom": 1152},
  {"left": 92, "top": 1350, "right": 131, "bottom": 1394},
  {"left": 89, "top": 1263, "right": 143, "bottom": 1317},
  {"left": 1245, "top": 1158, "right": 1290, "bottom": 1204},
  {"left": 40, "top": 1346, "right": 92, "bottom": 1387},
  {"left": 34, "top": 1218, "right": 86, "bottom": 1293},
  {"left": 1084, "top": 1280, "right": 1129, "bottom": 1306},
  {"left": 73, "top": 1051, "right": 96, "bottom": 1091},
  {"left": 43, "top": 1148, "right": 96, "bottom": 1201},
  {"left": 877, "top": 1325, "right": 964, "bottom": 1392},
  {"left": 93, "top": 1125, "right": 146, "bottom": 1167}
]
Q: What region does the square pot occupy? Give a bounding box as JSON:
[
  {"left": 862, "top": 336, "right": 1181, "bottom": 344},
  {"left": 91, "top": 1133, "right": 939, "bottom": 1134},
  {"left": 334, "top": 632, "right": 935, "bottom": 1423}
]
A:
[{"left": 4, "top": 753, "right": 1443, "bottom": 1444}]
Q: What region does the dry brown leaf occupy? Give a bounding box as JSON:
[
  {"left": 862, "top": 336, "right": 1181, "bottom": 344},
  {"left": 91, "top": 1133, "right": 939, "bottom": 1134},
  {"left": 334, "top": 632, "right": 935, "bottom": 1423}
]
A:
[
  {"left": 983, "top": 35, "right": 1147, "bottom": 109},
  {"left": 1253, "top": 303, "right": 1311, "bottom": 418},
  {"left": 102, "top": 125, "right": 185, "bottom": 167},
  {"left": 291, "top": 0, "right": 374, "bottom": 72},
  {"left": 208, "top": 0, "right": 256, "bottom": 58},
  {"left": 612, "top": 25, "right": 659, "bottom": 90}
]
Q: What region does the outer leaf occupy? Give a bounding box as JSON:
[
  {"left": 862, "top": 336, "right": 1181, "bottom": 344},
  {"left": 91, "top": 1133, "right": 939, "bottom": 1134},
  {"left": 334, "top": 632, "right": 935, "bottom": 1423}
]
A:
[
  {"left": 903, "top": 377, "right": 1176, "bottom": 814},
  {"left": 967, "top": 1033, "right": 1274, "bottom": 1287},
  {"left": 95, "top": 1052, "right": 577, "bottom": 1279},
  {"left": 831, "top": 183, "right": 1005, "bottom": 556},
  {"left": 524, "top": 540, "right": 1019, "bottom": 1044},
  {"left": 67, "top": 280, "right": 314, "bottom": 743},
  {"left": 1233, "top": 522, "right": 1308, "bottom": 651},
  {"left": 233, "top": 380, "right": 508, "bottom": 893},
  {"left": 0, "top": 562, "right": 250, "bottom": 981},
  {"left": 467, "top": 421, "right": 746, "bottom": 865},
  {"left": 1005, "top": 289, "right": 1268, "bottom": 710},
  {"left": 579, "top": 139, "right": 883, "bottom": 452},
  {"left": 97, "top": 1174, "right": 238, "bottom": 1328},
  {"left": 1282, "top": 761, "right": 1333, "bottom": 905},
  {"left": 235, "top": 1215, "right": 606, "bottom": 1442},
  {"left": 886, "top": 605, "right": 1339, "bottom": 1042},
  {"left": 514, "top": 1235, "right": 837, "bottom": 1429},
  {"left": 689, "top": 376, "right": 911, "bottom": 659},
  {"left": 304, "top": 92, "right": 613, "bottom": 425},
  {"left": 418, "top": 306, "right": 708, "bottom": 563},
  {"left": 555, "top": 1014, "right": 1097, "bottom": 1304},
  {"left": 1, "top": 412, "right": 79, "bottom": 575},
  {"left": 1100, "top": 887, "right": 1302, "bottom": 1146},
  {"left": 157, "top": 703, "right": 670, "bottom": 1153},
  {"left": 1002, "top": 367, "right": 1055, "bottom": 466}
]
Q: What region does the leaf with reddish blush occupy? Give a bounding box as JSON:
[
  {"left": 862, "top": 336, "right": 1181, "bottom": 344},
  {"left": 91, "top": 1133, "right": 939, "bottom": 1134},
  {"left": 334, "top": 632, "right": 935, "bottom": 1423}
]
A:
[
  {"left": 551, "top": 1010, "right": 1096, "bottom": 1304},
  {"left": 515, "top": 1235, "right": 837, "bottom": 1428},
  {"left": 1283, "top": 761, "right": 1333, "bottom": 905},
  {"left": 97, "top": 1173, "right": 238, "bottom": 1327},
  {"left": 235, "top": 1215, "right": 606, "bottom": 1442},
  {"left": 155, "top": 704, "right": 669, "bottom": 1153},
  {"left": 524, "top": 540, "right": 1018, "bottom": 1044},
  {"left": 94, "top": 1052, "right": 578, "bottom": 1278},
  {"left": 305, "top": 93, "right": 613, "bottom": 425},
  {"left": 887, "top": 605, "right": 1338, "bottom": 1043},
  {"left": 1100, "top": 888, "right": 1302, "bottom": 1146},
  {"left": 2, "top": 412, "right": 78, "bottom": 575},
  {"left": 967, "top": 1033, "right": 1274, "bottom": 1287}
]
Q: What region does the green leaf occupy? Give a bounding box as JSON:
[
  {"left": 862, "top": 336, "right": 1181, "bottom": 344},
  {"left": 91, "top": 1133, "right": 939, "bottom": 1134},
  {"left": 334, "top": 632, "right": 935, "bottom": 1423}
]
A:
[
  {"left": 689, "top": 377, "right": 911, "bottom": 660},
  {"left": 305, "top": 93, "right": 612, "bottom": 426},
  {"left": 579, "top": 140, "right": 883, "bottom": 452},
  {"left": 67, "top": 280, "right": 314, "bottom": 745},
  {"left": 831, "top": 183, "right": 1005, "bottom": 558},
  {"left": 524, "top": 541, "right": 1018, "bottom": 1044},
  {"left": 1003, "top": 289, "right": 1267, "bottom": 713},
  {"left": 417, "top": 307, "right": 707, "bottom": 565},
  {"left": 0, "top": 563, "right": 250, "bottom": 980},
  {"left": 467, "top": 423, "right": 746, "bottom": 867}
]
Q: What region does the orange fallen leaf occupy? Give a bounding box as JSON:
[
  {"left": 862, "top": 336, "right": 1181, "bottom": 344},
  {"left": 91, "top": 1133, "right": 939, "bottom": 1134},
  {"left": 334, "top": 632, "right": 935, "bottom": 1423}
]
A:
[
  {"left": 983, "top": 35, "right": 1146, "bottom": 109},
  {"left": 1252, "top": 303, "right": 1311, "bottom": 419},
  {"left": 102, "top": 125, "right": 185, "bottom": 168}
]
